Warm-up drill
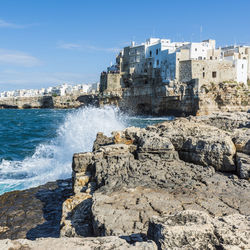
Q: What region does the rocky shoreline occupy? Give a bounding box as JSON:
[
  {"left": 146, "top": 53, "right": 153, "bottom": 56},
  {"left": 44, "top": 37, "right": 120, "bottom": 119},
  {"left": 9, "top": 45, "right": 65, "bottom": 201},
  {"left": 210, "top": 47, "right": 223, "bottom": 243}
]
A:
[
  {"left": 0, "top": 94, "right": 99, "bottom": 109},
  {"left": 0, "top": 112, "right": 249, "bottom": 249}
]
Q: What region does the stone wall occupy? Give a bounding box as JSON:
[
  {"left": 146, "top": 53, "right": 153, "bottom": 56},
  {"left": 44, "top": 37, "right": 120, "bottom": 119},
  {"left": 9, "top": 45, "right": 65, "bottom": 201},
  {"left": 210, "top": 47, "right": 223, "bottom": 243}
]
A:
[
  {"left": 100, "top": 73, "right": 121, "bottom": 92},
  {"left": 179, "top": 59, "right": 236, "bottom": 85}
]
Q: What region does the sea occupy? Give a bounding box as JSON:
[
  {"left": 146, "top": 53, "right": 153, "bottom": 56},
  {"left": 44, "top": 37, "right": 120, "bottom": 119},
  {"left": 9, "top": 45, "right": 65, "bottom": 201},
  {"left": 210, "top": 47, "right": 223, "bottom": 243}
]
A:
[{"left": 0, "top": 107, "right": 173, "bottom": 195}]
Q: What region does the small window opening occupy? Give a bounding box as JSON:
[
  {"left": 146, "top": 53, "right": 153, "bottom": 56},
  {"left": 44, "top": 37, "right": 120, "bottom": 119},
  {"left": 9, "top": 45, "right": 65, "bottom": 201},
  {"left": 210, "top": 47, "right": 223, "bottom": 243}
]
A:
[{"left": 212, "top": 71, "right": 217, "bottom": 78}]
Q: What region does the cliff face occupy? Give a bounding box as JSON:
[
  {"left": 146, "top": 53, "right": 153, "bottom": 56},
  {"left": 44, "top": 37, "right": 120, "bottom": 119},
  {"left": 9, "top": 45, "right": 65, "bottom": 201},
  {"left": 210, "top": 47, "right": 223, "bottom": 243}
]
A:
[
  {"left": 0, "top": 96, "right": 54, "bottom": 109},
  {"left": 0, "top": 94, "right": 99, "bottom": 109},
  {"left": 116, "top": 81, "right": 250, "bottom": 116}
]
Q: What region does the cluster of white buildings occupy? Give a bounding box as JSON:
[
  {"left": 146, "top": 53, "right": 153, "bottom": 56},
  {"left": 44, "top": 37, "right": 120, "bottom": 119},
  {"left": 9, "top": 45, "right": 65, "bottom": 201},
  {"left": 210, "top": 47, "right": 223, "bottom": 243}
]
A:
[
  {"left": 0, "top": 83, "right": 100, "bottom": 98},
  {"left": 101, "top": 38, "right": 250, "bottom": 92}
]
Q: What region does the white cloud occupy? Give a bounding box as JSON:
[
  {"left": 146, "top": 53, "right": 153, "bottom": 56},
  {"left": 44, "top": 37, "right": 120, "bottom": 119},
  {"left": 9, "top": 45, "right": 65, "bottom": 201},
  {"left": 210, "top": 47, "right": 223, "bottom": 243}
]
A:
[
  {"left": 0, "top": 49, "right": 41, "bottom": 67},
  {"left": 57, "top": 43, "right": 82, "bottom": 49},
  {"left": 57, "top": 42, "right": 120, "bottom": 53},
  {"left": 0, "top": 19, "right": 24, "bottom": 28},
  {"left": 0, "top": 19, "right": 39, "bottom": 29}
]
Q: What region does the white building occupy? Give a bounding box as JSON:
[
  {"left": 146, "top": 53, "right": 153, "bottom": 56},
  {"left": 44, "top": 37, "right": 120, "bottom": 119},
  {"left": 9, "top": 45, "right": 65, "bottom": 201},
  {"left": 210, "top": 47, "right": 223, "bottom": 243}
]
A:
[{"left": 0, "top": 83, "right": 96, "bottom": 98}]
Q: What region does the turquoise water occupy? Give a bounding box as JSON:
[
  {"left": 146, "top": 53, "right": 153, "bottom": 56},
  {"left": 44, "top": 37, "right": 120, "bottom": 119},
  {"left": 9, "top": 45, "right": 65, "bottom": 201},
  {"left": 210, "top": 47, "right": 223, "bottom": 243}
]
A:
[{"left": 0, "top": 107, "right": 173, "bottom": 194}]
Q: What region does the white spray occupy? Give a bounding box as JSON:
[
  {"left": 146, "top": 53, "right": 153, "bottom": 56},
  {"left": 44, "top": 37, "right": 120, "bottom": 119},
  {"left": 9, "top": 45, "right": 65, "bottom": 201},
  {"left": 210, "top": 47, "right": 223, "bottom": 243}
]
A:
[{"left": 0, "top": 106, "right": 125, "bottom": 194}]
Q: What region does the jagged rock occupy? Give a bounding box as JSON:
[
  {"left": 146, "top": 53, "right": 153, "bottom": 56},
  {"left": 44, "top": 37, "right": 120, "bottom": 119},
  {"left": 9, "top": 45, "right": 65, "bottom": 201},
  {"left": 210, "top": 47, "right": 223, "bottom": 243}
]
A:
[
  {"left": 189, "top": 112, "right": 250, "bottom": 131},
  {"left": 60, "top": 113, "right": 250, "bottom": 239},
  {"left": 91, "top": 171, "right": 250, "bottom": 237},
  {"left": 0, "top": 180, "right": 72, "bottom": 240},
  {"left": 148, "top": 210, "right": 250, "bottom": 250},
  {"left": 92, "top": 132, "right": 114, "bottom": 151},
  {"left": 93, "top": 144, "right": 213, "bottom": 192},
  {"left": 147, "top": 119, "right": 236, "bottom": 171},
  {"left": 0, "top": 236, "right": 157, "bottom": 250},
  {"left": 236, "top": 153, "right": 250, "bottom": 179},
  {"left": 232, "top": 128, "right": 250, "bottom": 155},
  {"left": 60, "top": 194, "right": 93, "bottom": 237}
]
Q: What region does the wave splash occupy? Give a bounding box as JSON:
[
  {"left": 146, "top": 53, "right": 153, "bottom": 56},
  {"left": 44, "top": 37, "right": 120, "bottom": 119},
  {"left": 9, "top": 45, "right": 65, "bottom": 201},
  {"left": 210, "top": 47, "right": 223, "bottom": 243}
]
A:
[{"left": 0, "top": 106, "right": 125, "bottom": 194}]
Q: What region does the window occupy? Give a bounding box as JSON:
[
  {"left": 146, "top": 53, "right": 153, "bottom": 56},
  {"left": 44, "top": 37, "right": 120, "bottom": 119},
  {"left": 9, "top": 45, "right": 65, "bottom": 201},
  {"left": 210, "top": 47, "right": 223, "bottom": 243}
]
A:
[
  {"left": 242, "top": 64, "right": 244, "bottom": 69},
  {"left": 195, "top": 48, "right": 197, "bottom": 51},
  {"left": 210, "top": 56, "right": 212, "bottom": 60},
  {"left": 149, "top": 62, "right": 152, "bottom": 66},
  {"left": 203, "top": 72, "right": 205, "bottom": 78},
  {"left": 156, "top": 49, "right": 158, "bottom": 55},
  {"left": 203, "top": 67, "right": 205, "bottom": 71},
  {"left": 212, "top": 71, "right": 217, "bottom": 78},
  {"left": 157, "top": 60, "right": 159, "bottom": 66},
  {"left": 150, "top": 51, "right": 152, "bottom": 57}
]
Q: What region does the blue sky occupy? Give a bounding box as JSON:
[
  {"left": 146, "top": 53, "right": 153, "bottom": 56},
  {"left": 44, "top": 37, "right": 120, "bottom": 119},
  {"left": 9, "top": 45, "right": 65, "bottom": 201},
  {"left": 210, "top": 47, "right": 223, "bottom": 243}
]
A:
[{"left": 0, "top": 0, "right": 249, "bottom": 91}]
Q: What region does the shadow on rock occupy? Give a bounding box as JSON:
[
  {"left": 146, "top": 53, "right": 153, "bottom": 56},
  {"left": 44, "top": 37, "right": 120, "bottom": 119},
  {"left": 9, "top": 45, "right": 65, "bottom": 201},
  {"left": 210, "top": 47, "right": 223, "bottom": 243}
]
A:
[{"left": 26, "top": 179, "right": 73, "bottom": 240}]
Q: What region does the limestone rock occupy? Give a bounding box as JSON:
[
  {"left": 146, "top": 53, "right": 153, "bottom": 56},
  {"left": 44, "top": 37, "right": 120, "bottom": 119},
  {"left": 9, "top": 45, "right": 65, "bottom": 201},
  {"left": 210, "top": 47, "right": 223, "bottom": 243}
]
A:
[
  {"left": 232, "top": 128, "right": 250, "bottom": 155},
  {"left": 0, "top": 236, "right": 157, "bottom": 250},
  {"left": 236, "top": 153, "right": 250, "bottom": 179},
  {"left": 91, "top": 170, "right": 250, "bottom": 238},
  {"left": 148, "top": 210, "right": 250, "bottom": 250},
  {"left": 92, "top": 132, "right": 114, "bottom": 151},
  {"left": 0, "top": 179, "right": 72, "bottom": 240},
  {"left": 60, "top": 194, "right": 93, "bottom": 237},
  {"left": 190, "top": 112, "right": 250, "bottom": 131},
  {"left": 149, "top": 119, "right": 236, "bottom": 171}
]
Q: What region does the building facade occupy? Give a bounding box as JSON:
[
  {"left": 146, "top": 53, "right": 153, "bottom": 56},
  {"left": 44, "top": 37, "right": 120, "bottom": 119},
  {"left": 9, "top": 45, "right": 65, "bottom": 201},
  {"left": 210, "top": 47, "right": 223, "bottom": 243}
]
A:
[{"left": 100, "top": 38, "right": 249, "bottom": 93}]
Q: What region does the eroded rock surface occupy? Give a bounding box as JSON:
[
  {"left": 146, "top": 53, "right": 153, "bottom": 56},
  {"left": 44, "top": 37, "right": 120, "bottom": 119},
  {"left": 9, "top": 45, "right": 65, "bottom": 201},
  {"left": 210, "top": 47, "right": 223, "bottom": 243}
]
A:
[
  {"left": 0, "top": 236, "right": 157, "bottom": 250},
  {"left": 1, "top": 112, "right": 249, "bottom": 250},
  {"left": 148, "top": 210, "right": 250, "bottom": 250},
  {"left": 0, "top": 180, "right": 72, "bottom": 240},
  {"left": 60, "top": 112, "right": 250, "bottom": 244}
]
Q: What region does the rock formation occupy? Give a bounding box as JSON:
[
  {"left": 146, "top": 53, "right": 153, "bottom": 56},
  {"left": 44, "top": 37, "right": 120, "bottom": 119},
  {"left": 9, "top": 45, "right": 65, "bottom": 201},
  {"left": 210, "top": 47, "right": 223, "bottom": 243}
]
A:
[
  {"left": 59, "top": 112, "right": 250, "bottom": 249},
  {"left": 0, "top": 237, "right": 157, "bottom": 250},
  {"left": 0, "top": 94, "right": 99, "bottom": 109},
  {"left": 0, "top": 112, "right": 249, "bottom": 249}
]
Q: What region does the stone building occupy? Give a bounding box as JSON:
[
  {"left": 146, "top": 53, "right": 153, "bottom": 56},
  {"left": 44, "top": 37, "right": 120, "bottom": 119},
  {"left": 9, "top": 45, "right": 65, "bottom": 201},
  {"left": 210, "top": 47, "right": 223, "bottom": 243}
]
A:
[
  {"left": 100, "top": 38, "right": 249, "bottom": 95},
  {"left": 179, "top": 60, "right": 236, "bottom": 85},
  {"left": 222, "top": 45, "right": 250, "bottom": 80}
]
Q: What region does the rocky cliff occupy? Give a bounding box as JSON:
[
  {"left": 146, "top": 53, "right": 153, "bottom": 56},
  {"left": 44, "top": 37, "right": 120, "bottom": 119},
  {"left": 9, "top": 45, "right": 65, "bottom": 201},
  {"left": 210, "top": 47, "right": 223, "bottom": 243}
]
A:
[
  {"left": 0, "top": 112, "right": 249, "bottom": 249},
  {"left": 0, "top": 94, "right": 99, "bottom": 109},
  {"left": 59, "top": 112, "right": 250, "bottom": 249},
  {"left": 101, "top": 81, "right": 250, "bottom": 116}
]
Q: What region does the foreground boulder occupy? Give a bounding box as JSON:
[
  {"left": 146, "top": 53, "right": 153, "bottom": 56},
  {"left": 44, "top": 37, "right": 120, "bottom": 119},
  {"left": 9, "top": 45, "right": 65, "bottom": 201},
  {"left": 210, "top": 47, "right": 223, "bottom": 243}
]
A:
[
  {"left": 148, "top": 210, "right": 250, "bottom": 250},
  {"left": 0, "top": 236, "right": 157, "bottom": 250}
]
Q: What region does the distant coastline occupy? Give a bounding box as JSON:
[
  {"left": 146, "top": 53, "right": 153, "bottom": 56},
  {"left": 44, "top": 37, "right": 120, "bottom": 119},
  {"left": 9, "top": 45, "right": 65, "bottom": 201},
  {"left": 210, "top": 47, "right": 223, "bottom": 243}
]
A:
[{"left": 0, "top": 94, "right": 99, "bottom": 109}]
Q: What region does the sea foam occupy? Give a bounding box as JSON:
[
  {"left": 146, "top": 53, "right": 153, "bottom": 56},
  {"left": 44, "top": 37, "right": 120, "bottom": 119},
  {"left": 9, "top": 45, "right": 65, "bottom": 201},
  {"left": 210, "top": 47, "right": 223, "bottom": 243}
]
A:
[{"left": 0, "top": 106, "right": 125, "bottom": 194}]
